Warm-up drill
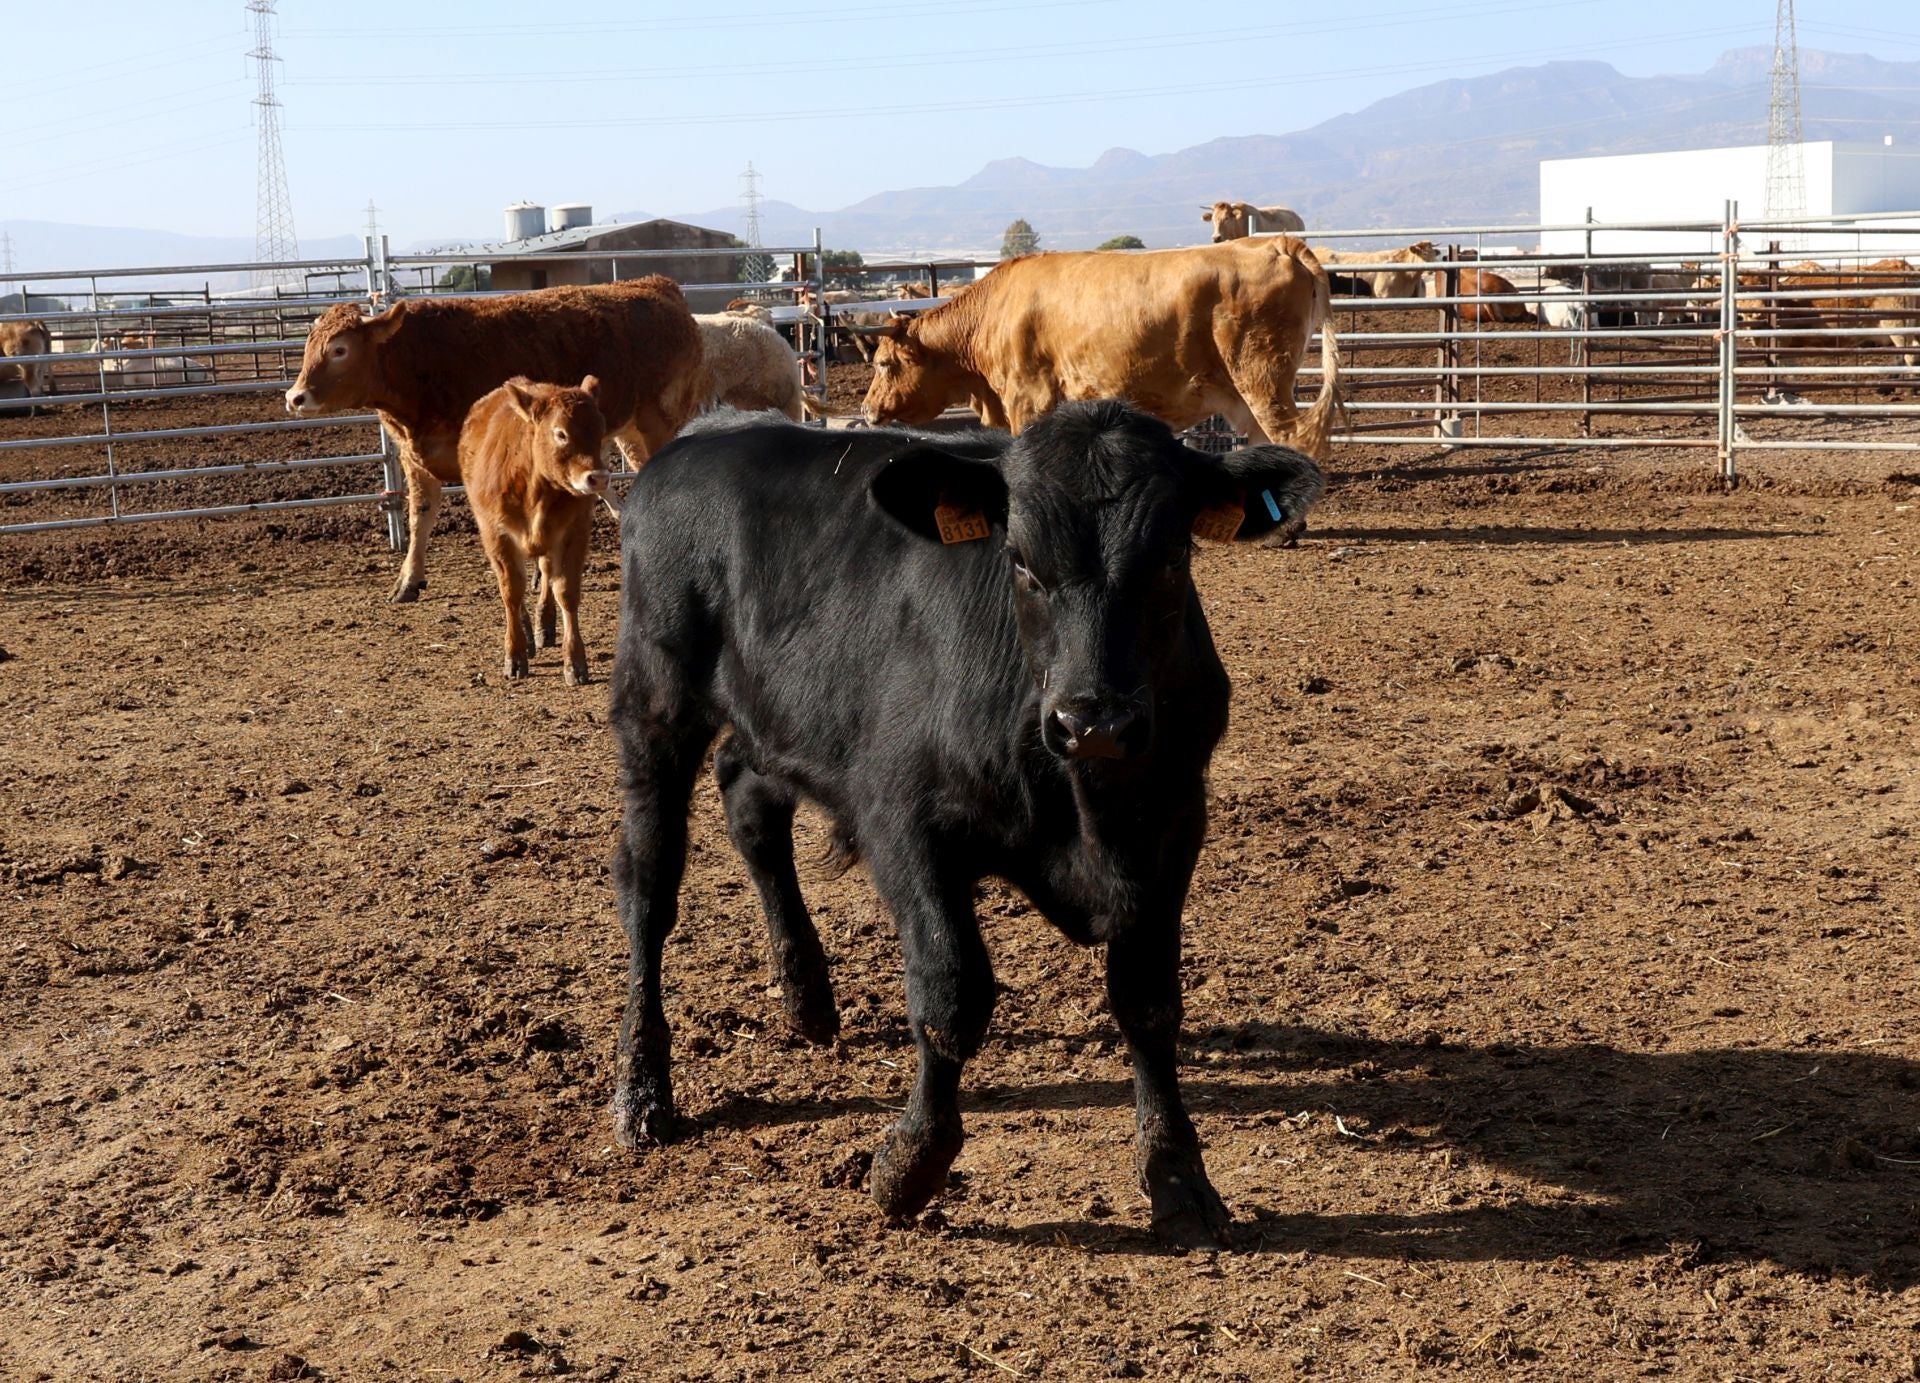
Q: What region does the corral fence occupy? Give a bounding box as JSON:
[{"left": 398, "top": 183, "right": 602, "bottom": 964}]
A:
[
  {"left": 1281, "top": 202, "right": 1920, "bottom": 482},
  {"left": 4, "top": 208, "right": 1918, "bottom": 546},
  {"left": 0, "top": 234, "right": 832, "bottom": 543}
]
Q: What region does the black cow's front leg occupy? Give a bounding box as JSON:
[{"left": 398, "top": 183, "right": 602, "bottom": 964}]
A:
[
  {"left": 869, "top": 860, "right": 994, "bottom": 1220},
  {"left": 609, "top": 733, "right": 704, "bottom": 1148},
  {"left": 1107, "top": 920, "right": 1229, "bottom": 1248}
]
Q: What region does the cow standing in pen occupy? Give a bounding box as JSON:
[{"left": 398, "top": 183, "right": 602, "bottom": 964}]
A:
[
  {"left": 0, "top": 319, "right": 53, "bottom": 410},
  {"left": 1202, "top": 201, "right": 1306, "bottom": 240},
  {"left": 284, "top": 277, "right": 702, "bottom": 607},
  {"left": 606, "top": 401, "right": 1325, "bottom": 1246},
  {"left": 858, "top": 237, "right": 1342, "bottom": 461},
  {"left": 459, "top": 375, "right": 609, "bottom": 686}
]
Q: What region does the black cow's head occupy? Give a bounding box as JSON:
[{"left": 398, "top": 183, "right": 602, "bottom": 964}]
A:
[{"left": 870, "top": 401, "right": 1324, "bottom": 764}]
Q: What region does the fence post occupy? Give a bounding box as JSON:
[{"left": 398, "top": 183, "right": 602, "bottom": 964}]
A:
[
  {"left": 1717, "top": 200, "right": 1740, "bottom": 491},
  {"left": 364, "top": 235, "right": 406, "bottom": 550},
  {"left": 1580, "top": 207, "right": 1594, "bottom": 437},
  {"left": 89, "top": 275, "right": 122, "bottom": 520},
  {"left": 1434, "top": 247, "right": 1458, "bottom": 441},
  {"left": 810, "top": 227, "right": 829, "bottom": 425}
]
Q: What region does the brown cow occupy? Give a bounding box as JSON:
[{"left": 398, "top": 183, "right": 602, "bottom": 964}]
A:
[
  {"left": 1202, "top": 201, "right": 1306, "bottom": 241},
  {"left": 0, "top": 319, "right": 54, "bottom": 409},
  {"left": 860, "top": 237, "right": 1342, "bottom": 459},
  {"left": 1735, "top": 259, "right": 1920, "bottom": 363},
  {"left": 459, "top": 375, "right": 609, "bottom": 686},
  {"left": 1435, "top": 267, "right": 1535, "bottom": 324},
  {"left": 285, "top": 277, "right": 702, "bottom": 604}
]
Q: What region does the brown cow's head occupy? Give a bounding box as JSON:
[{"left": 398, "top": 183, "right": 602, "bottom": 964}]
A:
[
  {"left": 503, "top": 375, "right": 610, "bottom": 497},
  {"left": 1202, "top": 201, "right": 1252, "bottom": 243},
  {"left": 285, "top": 301, "right": 408, "bottom": 416},
  {"left": 861, "top": 316, "right": 977, "bottom": 427}
]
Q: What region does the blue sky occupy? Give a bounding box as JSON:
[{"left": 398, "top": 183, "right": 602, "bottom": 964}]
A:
[{"left": 3, "top": 0, "right": 1914, "bottom": 244}]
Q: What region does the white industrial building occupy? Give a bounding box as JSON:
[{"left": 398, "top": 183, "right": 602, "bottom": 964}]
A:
[{"left": 1539, "top": 139, "right": 1920, "bottom": 259}]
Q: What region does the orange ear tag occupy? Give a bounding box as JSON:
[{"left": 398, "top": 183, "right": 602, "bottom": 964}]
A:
[
  {"left": 934, "top": 496, "right": 991, "bottom": 544},
  {"left": 1191, "top": 499, "right": 1244, "bottom": 543}
]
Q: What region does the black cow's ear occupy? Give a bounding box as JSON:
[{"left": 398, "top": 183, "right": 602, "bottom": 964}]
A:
[
  {"left": 1185, "top": 444, "right": 1326, "bottom": 542},
  {"left": 869, "top": 444, "right": 1008, "bottom": 544}
]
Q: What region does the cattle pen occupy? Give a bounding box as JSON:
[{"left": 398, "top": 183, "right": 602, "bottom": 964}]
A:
[
  {"left": 5, "top": 211, "right": 1919, "bottom": 546},
  {"left": 5, "top": 214, "right": 1920, "bottom": 1381}
]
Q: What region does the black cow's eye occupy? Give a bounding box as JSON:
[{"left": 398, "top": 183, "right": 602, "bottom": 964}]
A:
[{"left": 1008, "top": 550, "right": 1044, "bottom": 593}]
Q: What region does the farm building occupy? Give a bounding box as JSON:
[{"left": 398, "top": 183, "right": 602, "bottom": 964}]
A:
[
  {"left": 1540, "top": 139, "right": 1920, "bottom": 257},
  {"left": 480, "top": 205, "right": 746, "bottom": 310}
]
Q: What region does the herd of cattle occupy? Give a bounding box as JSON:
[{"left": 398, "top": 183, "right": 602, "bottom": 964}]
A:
[{"left": 5, "top": 221, "right": 1920, "bottom": 1243}]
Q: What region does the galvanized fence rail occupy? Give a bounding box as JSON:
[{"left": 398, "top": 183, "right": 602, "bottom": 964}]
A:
[
  {"left": 1, "top": 235, "right": 827, "bottom": 542},
  {"left": 5, "top": 210, "right": 1917, "bottom": 547}
]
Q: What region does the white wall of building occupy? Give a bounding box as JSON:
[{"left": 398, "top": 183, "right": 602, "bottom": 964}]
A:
[
  {"left": 1832, "top": 144, "right": 1920, "bottom": 217},
  {"left": 1540, "top": 142, "right": 1920, "bottom": 260}
]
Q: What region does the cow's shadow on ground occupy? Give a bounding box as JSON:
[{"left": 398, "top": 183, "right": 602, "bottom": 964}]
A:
[{"left": 701, "top": 1024, "right": 1919, "bottom": 1284}]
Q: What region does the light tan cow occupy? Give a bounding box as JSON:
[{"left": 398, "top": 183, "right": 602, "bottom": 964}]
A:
[
  {"left": 692, "top": 314, "right": 810, "bottom": 421},
  {"left": 860, "top": 237, "right": 1342, "bottom": 459},
  {"left": 1310, "top": 242, "right": 1439, "bottom": 302},
  {"left": 0, "top": 319, "right": 53, "bottom": 406},
  {"left": 1202, "top": 201, "right": 1306, "bottom": 242}
]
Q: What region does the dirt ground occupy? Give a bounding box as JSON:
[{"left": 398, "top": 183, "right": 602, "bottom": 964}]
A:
[{"left": 3, "top": 367, "right": 1920, "bottom": 1381}]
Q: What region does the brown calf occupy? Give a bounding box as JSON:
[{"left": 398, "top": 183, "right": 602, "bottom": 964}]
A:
[
  {"left": 459, "top": 376, "right": 610, "bottom": 686},
  {"left": 285, "top": 277, "right": 702, "bottom": 605}
]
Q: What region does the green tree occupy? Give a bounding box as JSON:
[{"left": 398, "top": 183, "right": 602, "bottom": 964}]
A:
[
  {"left": 1000, "top": 219, "right": 1041, "bottom": 260},
  {"left": 1096, "top": 235, "right": 1146, "bottom": 251},
  {"left": 437, "top": 264, "right": 490, "bottom": 292}
]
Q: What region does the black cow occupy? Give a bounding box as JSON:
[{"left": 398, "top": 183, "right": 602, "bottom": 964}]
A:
[{"left": 607, "top": 401, "right": 1325, "bottom": 1247}]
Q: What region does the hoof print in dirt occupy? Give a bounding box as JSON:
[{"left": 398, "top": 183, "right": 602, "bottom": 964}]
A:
[{"left": 820, "top": 1147, "right": 873, "bottom": 1191}]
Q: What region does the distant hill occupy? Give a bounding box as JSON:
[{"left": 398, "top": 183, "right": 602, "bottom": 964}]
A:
[
  {"left": 12, "top": 47, "right": 1920, "bottom": 275},
  {"left": 645, "top": 48, "right": 1920, "bottom": 256}
]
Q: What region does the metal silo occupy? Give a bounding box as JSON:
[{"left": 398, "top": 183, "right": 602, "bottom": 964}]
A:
[{"left": 504, "top": 202, "right": 546, "bottom": 241}]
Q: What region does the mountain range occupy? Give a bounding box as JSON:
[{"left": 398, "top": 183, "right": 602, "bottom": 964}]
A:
[
  {"left": 7, "top": 46, "right": 1919, "bottom": 278},
  {"left": 634, "top": 48, "right": 1920, "bottom": 255}
]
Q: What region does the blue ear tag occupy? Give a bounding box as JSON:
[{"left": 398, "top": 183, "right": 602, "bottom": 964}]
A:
[{"left": 1261, "top": 489, "right": 1284, "bottom": 522}]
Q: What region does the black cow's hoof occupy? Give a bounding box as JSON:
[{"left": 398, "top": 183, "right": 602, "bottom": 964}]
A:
[
  {"left": 611, "top": 1091, "right": 680, "bottom": 1149},
  {"left": 780, "top": 977, "right": 840, "bottom": 1047},
  {"left": 870, "top": 1119, "right": 962, "bottom": 1220},
  {"left": 1140, "top": 1145, "right": 1231, "bottom": 1250}
]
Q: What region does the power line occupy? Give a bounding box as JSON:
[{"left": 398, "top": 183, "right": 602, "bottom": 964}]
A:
[
  {"left": 739, "top": 162, "right": 774, "bottom": 288},
  {"left": 248, "top": 0, "right": 300, "bottom": 288},
  {"left": 1766, "top": 0, "right": 1807, "bottom": 232}
]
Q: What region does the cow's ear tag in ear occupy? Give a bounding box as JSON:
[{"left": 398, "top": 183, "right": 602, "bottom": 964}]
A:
[
  {"left": 934, "top": 492, "right": 991, "bottom": 544},
  {"left": 1192, "top": 496, "right": 1244, "bottom": 543}
]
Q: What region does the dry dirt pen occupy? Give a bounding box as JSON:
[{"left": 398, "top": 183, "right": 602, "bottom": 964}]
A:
[{"left": 3, "top": 366, "right": 1918, "bottom": 1380}]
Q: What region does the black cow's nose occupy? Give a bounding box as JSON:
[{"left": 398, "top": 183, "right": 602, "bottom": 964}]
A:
[{"left": 1050, "top": 708, "right": 1135, "bottom": 760}]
